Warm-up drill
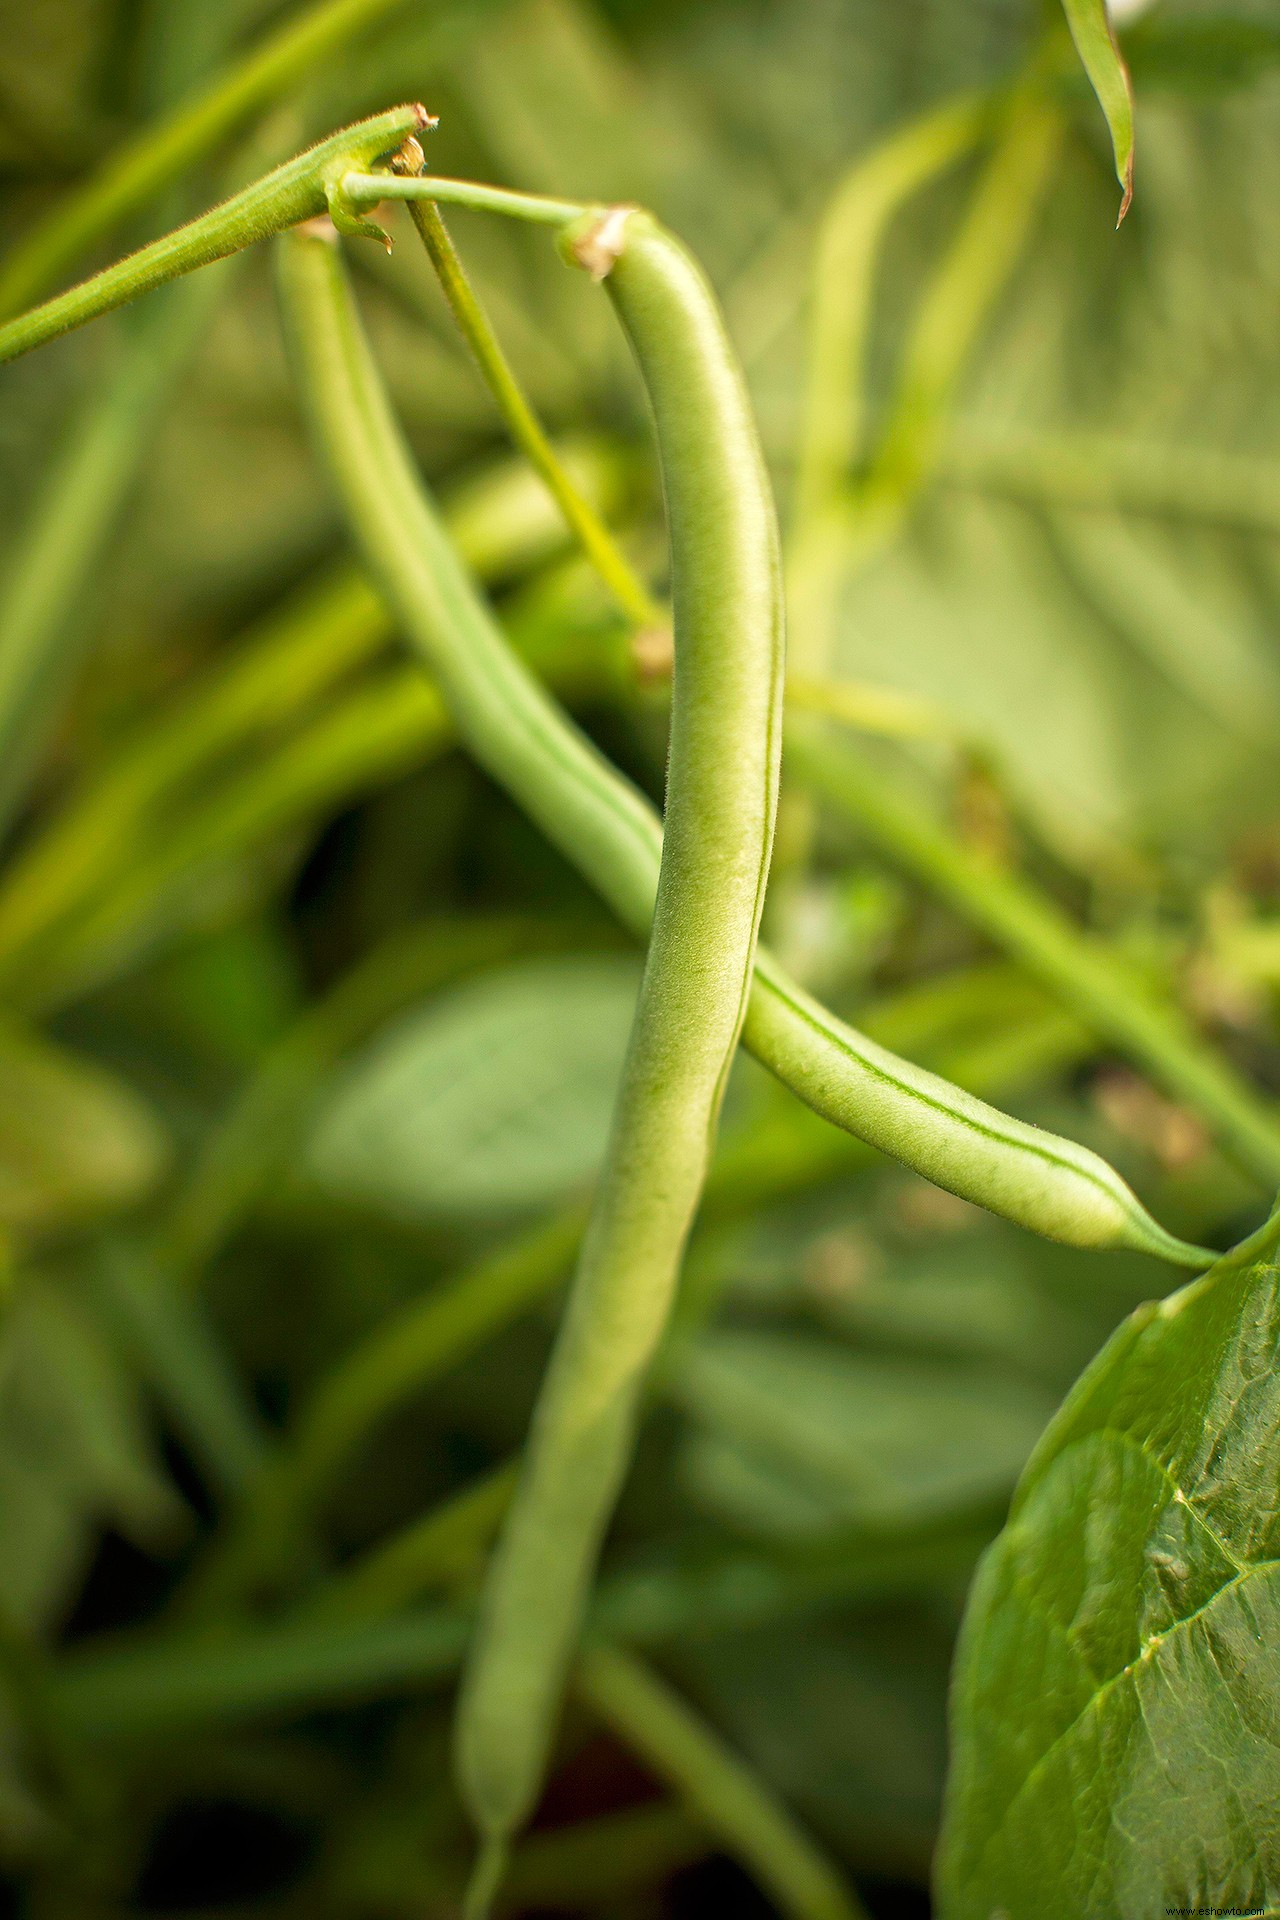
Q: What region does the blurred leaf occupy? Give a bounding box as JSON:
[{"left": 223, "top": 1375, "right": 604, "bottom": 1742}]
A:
[
  {"left": 802, "top": 1234, "right": 1114, "bottom": 1391},
  {"left": 0, "top": 0, "right": 108, "bottom": 163},
  {"left": 672, "top": 1330, "right": 1056, "bottom": 1541},
  {"left": 0, "top": 1277, "right": 182, "bottom": 1630},
  {"left": 306, "top": 953, "right": 641, "bottom": 1217},
  {"left": 676, "top": 1606, "right": 957, "bottom": 1884},
  {"left": 937, "top": 1230, "right": 1280, "bottom": 1915},
  {"left": 0, "top": 1022, "right": 167, "bottom": 1231},
  {"left": 1061, "top": 0, "right": 1135, "bottom": 217},
  {"left": 1051, "top": 508, "right": 1280, "bottom": 741}
]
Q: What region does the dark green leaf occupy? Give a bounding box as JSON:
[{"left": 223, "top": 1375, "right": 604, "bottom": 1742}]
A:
[{"left": 936, "top": 1227, "right": 1280, "bottom": 1915}]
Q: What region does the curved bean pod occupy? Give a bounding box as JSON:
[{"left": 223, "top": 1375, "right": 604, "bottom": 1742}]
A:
[
  {"left": 746, "top": 955, "right": 1210, "bottom": 1266},
  {"left": 277, "top": 220, "right": 1212, "bottom": 1277},
  {"left": 0, "top": 105, "right": 431, "bottom": 366}
]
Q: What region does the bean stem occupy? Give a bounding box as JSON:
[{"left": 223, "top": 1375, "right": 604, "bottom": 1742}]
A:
[
  {"left": 403, "top": 197, "right": 665, "bottom": 631},
  {"left": 338, "top": 169, "right": 590, "bottom": 226},
  {"left": 577, "top": 1643, "right": 868, "bottom": 1920},
  {"left": 0, "top": 440, "right": 610, "bottom": 988},
  {"left": 89, "top": 1239, "right": 267, "bottom": 1502},
  {"left": 938, "top": 427, "right": 1280, "bottom": 538},
  {"left": 0, "top": 106, "right": 431, "bottom": 365},
  {"left": 51, "top": 1516, "right": 995, "bottom": 1740},
  {"left": 0, "top": 0, "right": 426, "bottom": 318}
]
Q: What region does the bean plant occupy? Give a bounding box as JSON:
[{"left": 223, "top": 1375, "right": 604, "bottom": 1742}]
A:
[{"left": 0, "top": 0, "right": 1278, "bottom": 1915}]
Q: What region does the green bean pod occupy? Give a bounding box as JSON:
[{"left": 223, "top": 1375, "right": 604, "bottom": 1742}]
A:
[
  {"left": 455, "top": 208, "right": 784, "bottom": 1892},
  {"left": 747, "top": 955, "right": 1210, "bottom": 1266},
  {"left": 0, "top": 105, "right": 431, "bottom": 366},
  {"left": 277, "top": 222, "right": 1211, "bottom": 1278}
]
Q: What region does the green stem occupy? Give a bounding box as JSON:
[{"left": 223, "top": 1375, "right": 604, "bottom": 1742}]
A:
[
  {"left": 338, "top": 169, "right": 590, "bottom": 226},
  {"left": 864, "top": 88, "right": 1061, "bottom": 506},
  {"left": 786, "top": 86, "right": 1059, "bottom": 675},
  {"left": 0, "top": 106, "right": 429, "bottom": 365},
  {"left": 53, "top": 1518, "right": 992, "bottom": 1740},
  {"left": 0, "top": 0, "right": 425, "bottom": 318},
  {"left": 16, "top": 668, "right": 452, "bottom": 1012},
  {"left": 577, "top": 1643, "right": 867, "bottom": 1920},
  {"left": 785, "top": 718, "right": 1280, "bottom": 1187},
  {"left": 403, "top": 196, "right": 664, "bottom": 631}
]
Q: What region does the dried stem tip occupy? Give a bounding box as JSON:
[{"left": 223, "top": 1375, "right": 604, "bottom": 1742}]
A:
[
  {"left": 567, "top": 205, "right": 637, "bottom": 281},
  {"left": 391, "top": 135, "right": 429, "bottom": 177}
]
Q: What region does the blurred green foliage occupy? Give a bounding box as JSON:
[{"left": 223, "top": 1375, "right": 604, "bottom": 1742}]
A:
[{"left": 2, "top": 0, "right": 1280, "bottom": 1913}]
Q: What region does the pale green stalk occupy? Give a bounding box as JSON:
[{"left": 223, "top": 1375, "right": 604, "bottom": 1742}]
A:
[
  {"left": 16, "top": 668, "right": 452, "bottom": 1011},
  {"left": 0, "top": 106, "right": 430, "bottom": 364},
  {"left": 7, "top": 625, "right": 603, "bottom": 1016},
  {"left": 788, "top": 89, "right": 1060, "bottom": 677},
  {"left": 577, "top": 1643, "right": 867, "bottom": 1920},
  {"left": 787, "top": 671, "right": 958, "bottom": 743},
  {"left": 865, "top": 90, "right": 1062, "bottom": 506},
  {"left": 338, "top": 169, "right": 589, "bottom": 227},
  {"left": 274, "top": 210, "right": 1211, "bottom": 1272},
  {"left": 0, "top": 0, "right": 430, "bottom": 317},
  {"left": 0, "top": 27, "right": 301, "bottom": 838},
  {"left": 53, "top": 1508, "right": 995, "bottom": 1742},
  {"left": 91, "top": 1240, "right": 266, "bottom": 1500},
  {"left": 792, "top": 91, "right": 987, "bottom": 528}
]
